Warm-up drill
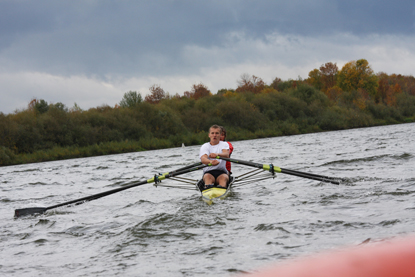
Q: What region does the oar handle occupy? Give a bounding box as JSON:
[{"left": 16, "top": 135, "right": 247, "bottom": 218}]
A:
[
  {"left": 165, "top": 162, "right": 203, "bottom": 175},
  {"left": 216, "top": 156, "right": 280, "bottom": 172}
]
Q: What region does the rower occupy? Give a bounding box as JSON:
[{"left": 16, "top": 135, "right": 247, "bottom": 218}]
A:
[
  {"left": 199, "top": 124, "right": 230, "bottom": 189},
  {"left": 220, "top": 127, "right": 233, "bottom": 174}
]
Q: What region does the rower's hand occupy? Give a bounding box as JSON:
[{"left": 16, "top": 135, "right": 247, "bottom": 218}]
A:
[
  {"left": 209, "top": 153, "right": 218, "bottom": 158},
  {"left": 210, "top": 160, "right": 219, "bottom": 166}
]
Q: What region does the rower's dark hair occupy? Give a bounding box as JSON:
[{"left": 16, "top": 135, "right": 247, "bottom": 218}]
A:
[{"left": 221, "top": 127, "right": 227, "bottom": 138}]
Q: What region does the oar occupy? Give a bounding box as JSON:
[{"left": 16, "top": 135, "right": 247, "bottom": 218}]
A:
[
  {"left": 217, "top": 157, "right": 342, "bottom": 185},
  {"left": 163, "top": 161, "right": 202, "bottom": 175},
  {"left": 14, "top": 163, "right": 208, "bottom": 218}
]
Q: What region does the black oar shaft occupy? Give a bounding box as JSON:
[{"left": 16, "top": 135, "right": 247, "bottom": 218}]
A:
[
  {"left": 15, "top": 163, "right": 208, "bottom": 217},
  {"left": 46, "top": 179, "right": 149, "bottom": 209},
  {"left": 217, "top": 157, "right": 268, "bottom": 170},
  {"left": 279, "top": 168, "right": 340, "bottom": 184},
  {"left": 167, "top": 162, "right": 202, "bottom": 175},
  {"left": 218, "top": 156, "right": 340, "bottom": 185},
  {"left": 280, "top": 167, "right": 337, "bottom": 180}
]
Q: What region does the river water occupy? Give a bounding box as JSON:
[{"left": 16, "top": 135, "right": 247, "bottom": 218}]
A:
[{"left": 1, "top": 123, "right": 415, "bottom": 276}]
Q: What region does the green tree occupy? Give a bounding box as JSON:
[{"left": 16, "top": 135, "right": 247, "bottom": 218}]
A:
[
  {"left": 120, "top": 91, "right": 143, "bottom": 108},
  {"left": 51, "top": 102, "right": 68, "bottom": 112},
  {"left": 337, "top": 59, "right": 379, "bottom": 101},
  {"left": 34, "top": 99, "right": 49, "bottom": 114}
]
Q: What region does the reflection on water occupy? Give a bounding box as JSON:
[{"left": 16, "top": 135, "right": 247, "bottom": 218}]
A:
[{"left": 1, "top": 123, "right": 415, "bottom": 276}]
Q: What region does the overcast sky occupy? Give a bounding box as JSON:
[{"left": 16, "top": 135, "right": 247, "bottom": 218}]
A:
[{"left": 1, "top": 0, "right": 414, "bottom": 114}]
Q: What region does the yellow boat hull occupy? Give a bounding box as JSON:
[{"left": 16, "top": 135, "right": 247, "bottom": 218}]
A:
[{"left": 200, "top": 177, "right": 234, "bottom": 205}]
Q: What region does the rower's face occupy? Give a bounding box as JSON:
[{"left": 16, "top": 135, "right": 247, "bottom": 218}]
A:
[
  {"left": 220, "top": 132, "right": 225, "bottom": 141},
  {"left": 209, "top": 128, "right": 221, "bottom": 143}
]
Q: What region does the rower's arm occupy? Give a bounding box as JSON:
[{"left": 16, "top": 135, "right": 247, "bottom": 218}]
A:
[
  {"left": 201, "top": 154, "right": 219, "bottom": 166},
  {"left": 220, "top": 149, "right": 230, "bottom": 158},
  {"left": 208, "top": 149, "right": 229, "bottom": 159}
]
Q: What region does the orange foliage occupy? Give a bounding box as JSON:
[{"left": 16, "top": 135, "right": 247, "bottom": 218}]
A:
[
  {"left": 307, "top": 69, "right": 323, "bottom": 90},
  {"left": 394, "top": 83, "right": 402, "bottom": 94},
  {"left": 320, "top": 62, "right": 338, "bottom": 91},
  {"left": 337, "top": 59, "right": 378, "bottom": 100},
  {"left": 376, "top": 72, "right": 415, "bottom": 106},
  {"left": 385, "top": 87, "right": 396, "bottom": 106},
  {"left": 183, "top": 91, "right": 192, "bottom": 98},
  {"left": 192, "top": 83, "right": 211, "bottom": 100},
  {"left": 384, "top": 84, "right": 401, "bottom": 106},
  {"left": 260, "top": 87, "right": 278, "bottom": 94},
  {"left": 144, "top": 84, "right": 166, "bottom": 104},
  {"left": 353, "top": 88, "right": 369, "bottom": 110},
  {"left": 223, "top": 90, "right": 237, "bottom": 98},
  {"left": 235, "top": 74, "right": 266, "bottom": 94},
  {"left": 325, "top": 86, "right": 343, "bottom": 102},
  {"left": 377, "top": 77, "right": 389, "bottom": 101},
  {"left": 28, "top": 98, "right": 38, "bottom": 111},
  {"left": 183, "top": 83, "right": 211, "bottom": 99},
  {"left": 270, "top": 77, "right": 282, "bottom": 90}
]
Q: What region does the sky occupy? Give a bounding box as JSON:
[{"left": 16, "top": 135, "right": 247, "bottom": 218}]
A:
[{"left": 1, "top": 0, "right": 414, "bottom": 114}]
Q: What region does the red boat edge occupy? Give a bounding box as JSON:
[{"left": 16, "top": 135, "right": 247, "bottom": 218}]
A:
[{"left": 246, "top": 235, "right": 415, "bottom": 277}]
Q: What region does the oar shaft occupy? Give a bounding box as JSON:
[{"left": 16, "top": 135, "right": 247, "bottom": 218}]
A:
[
  {"left": 46, "top": 179, "right": 149, "bottom": 210},
  {"left": 216, "top": 156, "right": 273, "bottom": 171},
  {"left": 15, "top": 163, "right": 208, "bottom": 217},
  {"left": 279, "top": 167, "right": 341, "bottom": 184},
  {"left": 164, "top": 162, "right": 202, "bottom": 175},
  {"left": 218, "top": 156, "right": 340, "bottom": 185},
  {"left": 280, "top": 168, "right": 340, "bottom": 185},
  {"left": 280, "top": 167, "right": 338, "bottom": 181},
  {"left": 50, "top": 163, "right": 208, "bottom": 209}
]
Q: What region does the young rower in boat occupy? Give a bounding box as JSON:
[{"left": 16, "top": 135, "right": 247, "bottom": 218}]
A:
[
  {"left": 220, "top": 127, "right": 233, "bottom": 174},
  {"left": 199, "top": 124, "right": 230, "bottom": 189}
]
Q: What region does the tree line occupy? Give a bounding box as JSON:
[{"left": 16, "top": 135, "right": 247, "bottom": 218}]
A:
[{"left": 1, "top": 59, "right": 415, "bottom": 166}]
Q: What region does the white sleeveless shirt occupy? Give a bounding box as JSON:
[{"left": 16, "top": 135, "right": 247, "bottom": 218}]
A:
[{"left": 199, "top": 141, "right": 229, "bottom": 173}]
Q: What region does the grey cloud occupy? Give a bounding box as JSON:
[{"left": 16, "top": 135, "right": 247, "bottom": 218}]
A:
[{"left": 0, "top": 0, "right": 414, "bottom": 79}]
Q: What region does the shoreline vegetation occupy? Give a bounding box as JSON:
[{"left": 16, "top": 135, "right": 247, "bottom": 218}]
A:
[{"left": 1, "top": 59, "right": 415, "bottom": 166}]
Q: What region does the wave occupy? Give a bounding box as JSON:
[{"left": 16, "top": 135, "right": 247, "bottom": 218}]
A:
[{"left": 323, "top": 153, "right": 413, "bottom": 166}]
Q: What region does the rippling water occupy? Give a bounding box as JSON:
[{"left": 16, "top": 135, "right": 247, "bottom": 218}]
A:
[{"left": 1, "top": 123, "right": 415, "bottom": 276}]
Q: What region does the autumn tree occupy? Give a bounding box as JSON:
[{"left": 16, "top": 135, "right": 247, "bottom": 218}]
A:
[
  {"left": 377, "top": 73, "right": 389, "bottom": 102},
  {"left": 307, "top": 69, "right": 323, "bottom": 90},
  {"left": 144, "top": 85, "right": 166, "bottom": 104},
  {"left": 385, "top": 83, "right": 401, "bottom": 106},
  {"left": 320, "top": 62, "right": 338, "bottom": 91},
  {"left": 28, "top": 98, "right": 37, "bottom": 111},
  {"left": 377, "top": 72, "right": 414, "bottom": 106},
  {"left": 382, "top": 73, "right": 415, "bottom": 96},
  {"left": 194, "top": 83, "right": 212, "bottom": 100},
  {"left": 235, "top": 74, "right": 266, "bottom": 94},
  {"left": 270, "top": 77, "right": 282, "bottom": 91},
  {"left": 337, "top": 59, "right": 379, "bottom": 101},
  {"left": 326, "top": 86, "right": 343, "bottom": 102},
  {"left": 184, "top": 83, "right": 211, "bottom": 100},
  {"left": 183, "top": 90, "right": 192, "bottom": 98}
]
